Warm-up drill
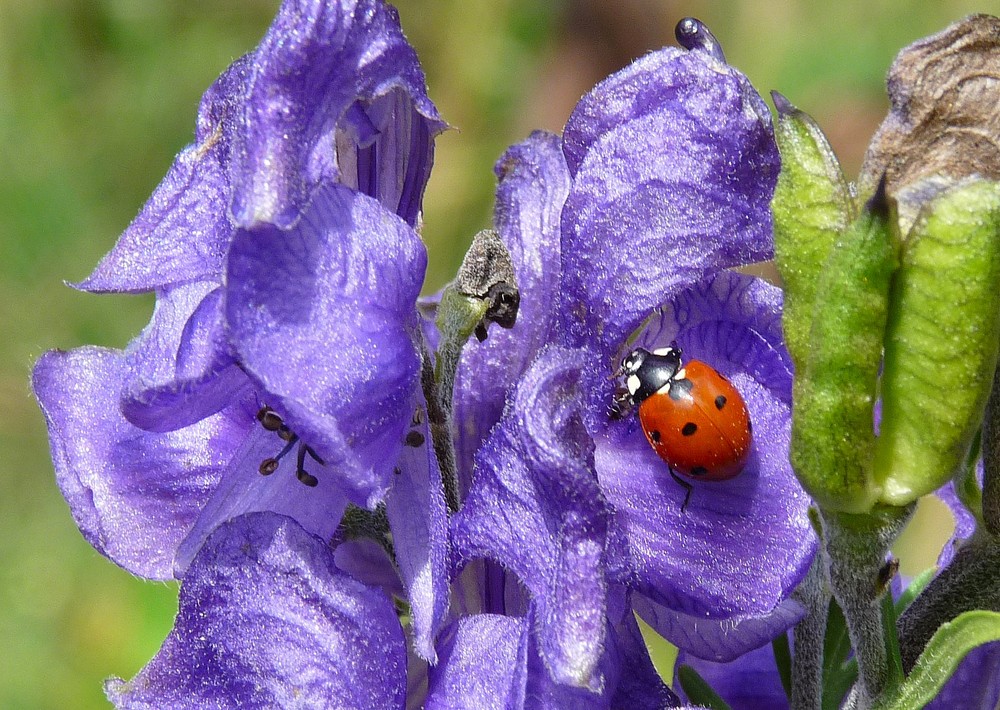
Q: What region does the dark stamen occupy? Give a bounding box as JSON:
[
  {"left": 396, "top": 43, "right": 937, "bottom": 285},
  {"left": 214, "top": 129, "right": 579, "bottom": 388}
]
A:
[
  {"left": 306, "top": 447, "right": 325, "bottom": 465},
  {"left": 257, "top": 406, "right": 284, "bottom": 432},
  {"left": 259, "top": 458, "right": 280, "bottom": 475},
  {"left": 295, "top": 443, "right": 320, "bottom": 487},
  {"left": 256, "top": 405, "right": 321, "bottom": 486}
]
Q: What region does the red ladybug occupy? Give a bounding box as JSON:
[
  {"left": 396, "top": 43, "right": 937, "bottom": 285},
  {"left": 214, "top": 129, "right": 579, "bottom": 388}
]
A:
[{"left": 613, "top": 346, "right": 752, "bottom": 509}]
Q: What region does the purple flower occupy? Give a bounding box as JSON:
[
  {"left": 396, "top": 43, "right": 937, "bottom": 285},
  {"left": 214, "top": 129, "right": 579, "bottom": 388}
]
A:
[
  {"left": 33, "top": 0, "right": 450, "bottom": 663},
  {"left": 35, "top": 3, "right": 819, "bottom": 706},
  {"left": 106, "top": 512, "right": 408, "bottom": 709},
  {"left": 426, "top": 589, "right": 677, "bottom": 709},
  {"left": 446, "top": 20, "right": 816, "bottom": 695}
]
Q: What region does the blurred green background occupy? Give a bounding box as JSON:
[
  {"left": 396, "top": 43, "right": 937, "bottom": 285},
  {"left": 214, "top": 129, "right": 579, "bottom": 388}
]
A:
[{"left": 0, "top": 0, "right": 990, "bottom": 706}]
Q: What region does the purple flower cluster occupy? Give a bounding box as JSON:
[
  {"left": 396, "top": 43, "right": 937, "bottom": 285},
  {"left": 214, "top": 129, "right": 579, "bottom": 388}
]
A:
[{"left": 33, "top": 1, "right": 819, "bottom": 706}]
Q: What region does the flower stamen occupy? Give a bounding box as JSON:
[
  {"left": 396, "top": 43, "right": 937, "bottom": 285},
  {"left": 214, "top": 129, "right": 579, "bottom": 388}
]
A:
[{"left": 256, "top": 406, "right": 323, "bottom": 487}]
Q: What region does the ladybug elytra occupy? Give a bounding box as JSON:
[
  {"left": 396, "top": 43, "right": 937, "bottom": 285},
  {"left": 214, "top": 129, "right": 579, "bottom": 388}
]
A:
[{"left": 613, "top": 346, "right": 752, "bottom": 509}]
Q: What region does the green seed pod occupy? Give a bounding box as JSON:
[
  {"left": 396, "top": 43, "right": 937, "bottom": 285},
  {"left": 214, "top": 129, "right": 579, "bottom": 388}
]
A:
[
  {"left": 771, "top": 91, "right": 856, "bottom": 368},
  {"left": 790, "top": 186, "right": 899, "bottom": 513},
  {"left": 874, "top": 179, "right": 1000, "bottom": 506}
]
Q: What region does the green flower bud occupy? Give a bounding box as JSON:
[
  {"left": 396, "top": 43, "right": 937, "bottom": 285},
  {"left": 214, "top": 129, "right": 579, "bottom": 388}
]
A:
[
  {"left": 772, "top": 92, "right": 857, "bottom": 367},
  {"left": 874, "top": 179, "right": 1000, "bottom": 505},
  {"left": 789, "top": 186, "right": 898, "bottom": 513},
  {"left": 773, "top": 94, "right": 899, "bottom": 512}
]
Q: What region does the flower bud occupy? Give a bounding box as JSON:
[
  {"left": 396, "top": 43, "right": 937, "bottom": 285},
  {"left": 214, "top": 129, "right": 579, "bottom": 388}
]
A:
[
  {"left": 874, "top": 179, "right": 1000, "bottom": 505},
  {"left": 772, "top": 92, "right": 856, "bottom": 366}
]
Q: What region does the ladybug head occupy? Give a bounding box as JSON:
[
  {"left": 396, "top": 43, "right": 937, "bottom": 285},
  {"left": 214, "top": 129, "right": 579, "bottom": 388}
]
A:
[
  {"left": 620, "top": 347, "right": 683, "bottom": 403},
  {"left": 620, "top": 348, "right": 649, "bottom": 377}
]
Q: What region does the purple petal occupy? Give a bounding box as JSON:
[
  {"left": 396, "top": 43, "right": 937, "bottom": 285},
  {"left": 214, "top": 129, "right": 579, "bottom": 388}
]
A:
[
  {"left": 232, "top": 0, "right": 445, "bottom": 228},
  {"left": 926, "top": 641, "right": 1000, "bottom": 710},
  {"left": 598, "top": 589, "right": 680, "bottom": 709},
  {"left": 333, "top": 538, "right": 405, "bottom": 598},
  {"left": 121, "top": 283, "right": 252, "bottom": 432},
  {"left": 635, "top": 593, "right": 804, "bottom": 662},
  {"left": 173, "top": 421, "right": 349, "bottom": 576},
  {"left": 452, "top": 345, "right": 611, "bottom": 688},
  {"left": 32, "top": 347, "right": 243, "bottom": 580},
  {"left": 561, "top": 48, "right": 758, "bottom": 177},
  {"left": 385, "top": 392, "right": 449, "bottom": 662},
  {"left": 106, "top": 512, "right": 407, "bottom": 709},
  {"left": 675, "top": 636, "right": 790, "bottom": 708},
  {"left": 558, "top": 47, "right": 778, "bottom": 357},
  {"left": 935, "top": 473, "right": 980, "bottom": 567},
  {"left": 426, "top": 615, "right": 527, "bottom": 710},
  {"left": 594, "top": 273, "right": 815, "bottom": 619},
  {"left": 454, "top": 130, "right": 571, "bottom": 489},
  {"left": 226, "top": 182, "right": 425, "bottom": 507},
  {"left": 78, "top": 57, "right": 251, "bottom": 293},
  {"left": 427, "top": 602, "right": 676, "bottom": 710}
]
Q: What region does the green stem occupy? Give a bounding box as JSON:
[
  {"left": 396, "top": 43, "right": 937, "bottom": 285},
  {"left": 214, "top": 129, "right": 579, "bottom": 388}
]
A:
[
  {"left": 980, "top": 358, "right": 1000, "bottom": 534},
  {"left": 421, "top": 337, "right": 463, "bottom": 513},
  {"left": 424, "top": 229, "right": 520, "bottom": 513},
  {"left": 820, "top": 506, "right": 913, "bottom": 708},
  {"left": 791, "top": 556, "right": 830, "bottom": 710}
]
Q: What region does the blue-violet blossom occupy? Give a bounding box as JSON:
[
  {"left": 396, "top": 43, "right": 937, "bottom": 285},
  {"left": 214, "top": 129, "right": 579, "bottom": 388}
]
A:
[
  {"left": 34, "top": 3, "right": 820, "bottom": 707},
  {"left": 436, "top": 19, "right": 817, "bottom": 701},
  {"left": 34, "top": 0, "right": 452, "bottom": 701}
]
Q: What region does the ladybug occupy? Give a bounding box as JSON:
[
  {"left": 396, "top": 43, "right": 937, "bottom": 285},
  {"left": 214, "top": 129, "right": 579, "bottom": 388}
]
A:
[{"left": 613, "top": 346, "right": 752, "bottom": 510}]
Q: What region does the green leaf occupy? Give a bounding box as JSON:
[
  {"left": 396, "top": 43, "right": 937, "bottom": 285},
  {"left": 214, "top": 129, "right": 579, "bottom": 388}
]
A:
[
  {"left": 771, "top": 92, "right": 856, "bottom": 368},
  {"left": 789, "top": 186, "right": 898, "bottom": 512},
  {"left": 822, "top": 600, "right": 857, "bottom": 710},
  {"left": 677, "top": 665, "right": 732, "bottom": 710},
  {"left": 955, "top": 429, "right": 985, "bottom": 528},
  {"left": 895, "top": 567, "right": 936, "bottom": 617},
  {"left": 881, "top": 583, "right": 904, "bottom": 693},
  {"left": 771, "top": 632, "right": 792, "bottom": 701},
  {"left": 874, "top": 179, "right": 1000, "bottom": 506},
  {"left": 875, "top": 610, "right": 1000, "bottom": 710}
]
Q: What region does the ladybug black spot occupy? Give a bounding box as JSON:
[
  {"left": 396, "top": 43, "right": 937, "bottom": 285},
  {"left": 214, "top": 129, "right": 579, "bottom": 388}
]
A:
[
  {"left": 650, "top": 430, "right": 662, "bottom": 443},
  {"left": 690, "top": 466, "right": 709, "bottom": 477},
  {"left": 681, "top": 422, "right": 698, "bottom": 436},
  {"left": 715, "top": 395, "right": 727, "bottom": 410}
]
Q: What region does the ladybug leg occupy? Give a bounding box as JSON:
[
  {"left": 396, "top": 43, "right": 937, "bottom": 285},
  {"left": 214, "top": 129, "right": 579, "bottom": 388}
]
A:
[
  {"left": 669, "top": 467, "right": 693, "bottom": 513},
  {"left": 608, "top": 387, "right": 633, "bottom": 420}
]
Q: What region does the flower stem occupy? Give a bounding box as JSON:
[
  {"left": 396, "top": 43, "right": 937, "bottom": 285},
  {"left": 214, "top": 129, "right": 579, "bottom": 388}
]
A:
[
  {"left": 421, "top": 333, "right": 466, "bottom": 513},
  {"left": 980, "top": 359, "right": 1000, "bottom": 535},
  {"left": 424, "top": 229, "right": 520, "bottom": 513},
  {"left": 791, "top": 556, "right": 830, "bottom": 710},
  {"left": 820, "top": 505, "right": 912, "bottom": 708}
]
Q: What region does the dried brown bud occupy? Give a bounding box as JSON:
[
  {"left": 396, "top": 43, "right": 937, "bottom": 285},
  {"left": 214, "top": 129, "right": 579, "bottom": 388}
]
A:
[{"left": 860, "top": 14, "right": 1000, "bottom": 229}]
